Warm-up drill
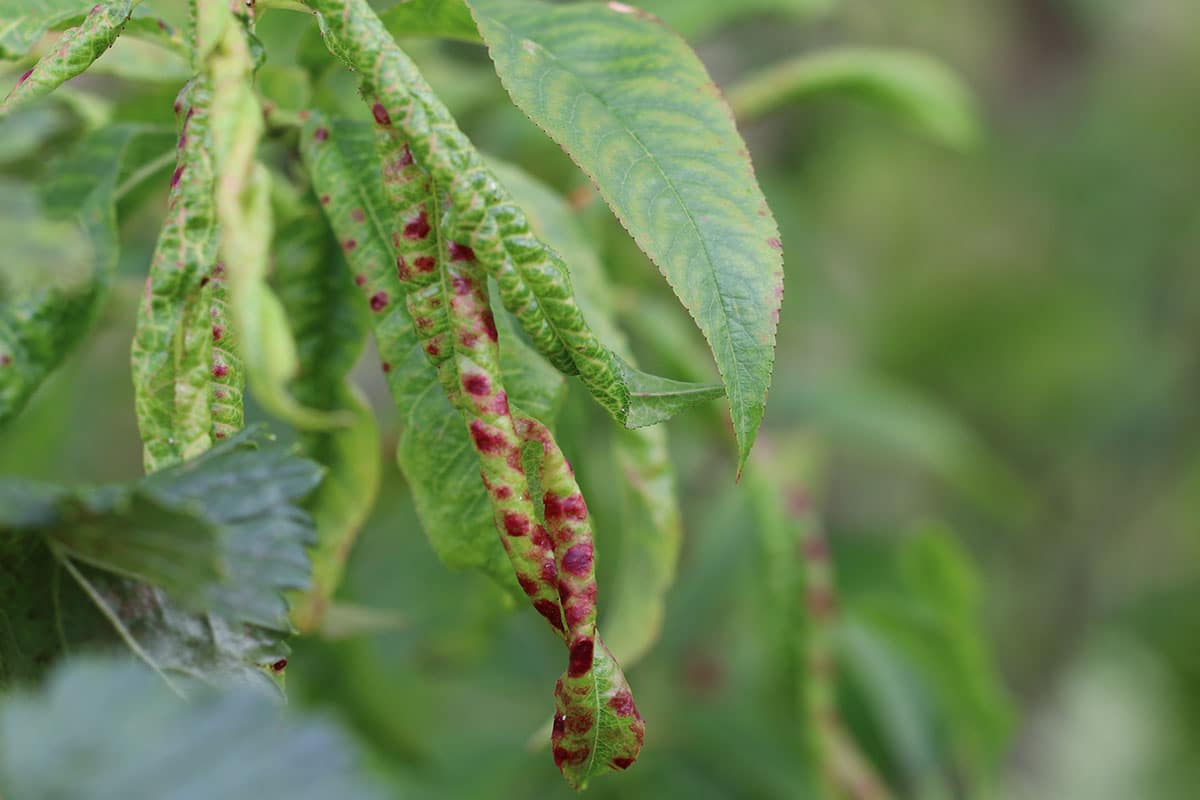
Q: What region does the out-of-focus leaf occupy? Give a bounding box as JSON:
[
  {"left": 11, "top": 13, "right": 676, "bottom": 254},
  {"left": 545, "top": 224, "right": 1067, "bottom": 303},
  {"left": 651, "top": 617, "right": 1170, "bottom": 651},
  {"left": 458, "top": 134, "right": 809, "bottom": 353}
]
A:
[
  {"left": 299, "top": 116, "right": 564, "bottom": 593},
  {"left": 638, "top": 0, "right": 835, "bottom": 40},
  {"left": 380, "top": 0, "right": 480, "bottom": 43},
  {"left": 0, "top": 1, "right": 133, "bottom": 115},
  {"left": 465, "top": 0, "right": 784, "bottom": 472},
  {"left": 87, "top": 26, "right": 190, "bottom": 82},
  {"left": 727, "top": 47, "right": 981, "bottom": 150},
  {"left": 0, "top": 104, "right": 71, "bottom": 164},
  {"left": 0, "top": 658, "right": 386, "bottom": 800},
  {"left": 273, "top": 193, "right": 380, "bottom": 633},
  {"left": 0, "top": 430, "right": 321, "bottom": 690},
  {"left": 0, "top": 0, "right": 90, "bottom": 59},
  {"left": 849, "top": 527, "right": 1017, "bottom": 786},
  {"left": 2, "top": 124, "right": 171, "bottom": 427}
]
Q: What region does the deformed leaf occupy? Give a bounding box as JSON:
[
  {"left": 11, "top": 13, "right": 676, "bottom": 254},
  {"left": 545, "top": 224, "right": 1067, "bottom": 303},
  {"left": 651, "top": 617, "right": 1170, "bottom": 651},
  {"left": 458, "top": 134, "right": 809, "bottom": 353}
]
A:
[
  {"left": 0, "top": 1, "right": 134, "bottom": 116},
  {"left": 487, "top": 158, "right": 682, "bottom": 667},
  {"left": 299, "top": 115, "right": 565, "bottom": 592},
  {"left": 0, "top": 658, "right": 386, "bottom": 799},
  {"left": 464, "top": 0, "right": 784, "bottom": 472},
  {"left": 727, "top": 46, "right": 981, "bottom": 149},
  {"left": 305, "top": 0, "right": 724, "bottom": 434},
  {"left": 207, "top": 8, "right": 344, "bottom": 433}
]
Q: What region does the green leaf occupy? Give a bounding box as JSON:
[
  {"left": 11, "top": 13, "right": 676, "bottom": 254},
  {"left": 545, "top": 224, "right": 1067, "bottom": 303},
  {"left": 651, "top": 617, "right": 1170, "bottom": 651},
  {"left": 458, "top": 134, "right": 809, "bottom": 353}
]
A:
[
  {"left": 305, "top": 0, "right": 724, "bottom": 434},
  {"left": 0, "top": 429, "right": 322, "bottom": 630},
  {"left": 272, "top": 193, "right": 381, "bottom": 632},
  {"left": 0, "top": 0, "right": 91, "bottom": 59},
  {"left": 848, "top": 527, "right": 1014, "bottom": 784},
  {"left": 464, "top": 0, "right": 784, "bottom": 472},
  {"left": 379, "top": 0, "right": 480, "bottom": 43},
  {"left": 0, "top": 658, "right": 386, "bottom": 799},
  {"left": 298, "top": 115, "right": 565, "bottom": 591},
  {"left": 0, "top": 430, "right": 321, "bottom": 690},
  {"left": 487, "top": 158, "right": 681, "bottom": 667},
  {"left": 637, "top": 0, "right": 835, "bottom": 40},
  {"left": 132, "top": 80, "right": 233, "bottom": 472},
  {"left": 0, "top": 1, "right": 134, "bottom": 116},
  {"left": 726, "top": 47, "right": 982, "bottom": 150},
  {"left": 208, "top": 10, "right": 345, "bottom": 433},
  {"left": 2, "top": 124, "right": 170, "bottom": 427}
]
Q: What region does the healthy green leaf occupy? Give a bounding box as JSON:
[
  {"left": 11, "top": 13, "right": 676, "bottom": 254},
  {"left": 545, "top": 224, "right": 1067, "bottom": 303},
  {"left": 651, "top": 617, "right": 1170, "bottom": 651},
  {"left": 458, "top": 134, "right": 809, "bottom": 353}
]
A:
[
  {"left": 0, "top": 658, "right": 386, "bottom": 799},
  {"left": 464, "top": 0, "right": 784, "bottom": 472},
  {"left": 0, "top": 1, "right": 134, "bottom": 116},
  {"left": 273, "top": 191, "right": 381, "bottom": 632},
  {"left": 0, "top": 0, "right": 91, "bottom": 59},
  {"left": 379, "top": 0, "right": 480, "bottom": 43},
  {"left": 305, "top": 0, "right": 723, "bottom": 432},
  {"left": 727, "top": 47, "right": 982, "bottom": 150}
]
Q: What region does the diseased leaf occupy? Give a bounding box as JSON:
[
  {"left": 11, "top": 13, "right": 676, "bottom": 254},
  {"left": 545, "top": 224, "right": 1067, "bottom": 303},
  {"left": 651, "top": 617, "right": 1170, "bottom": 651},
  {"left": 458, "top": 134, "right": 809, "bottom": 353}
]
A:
[
  {"left": 132, "top": 79, "right": 232, "bottom": 472},
  {"left": 727, "top": 47, "right": 981, "bottom": 149},
  {"left": 206, "top": 6, "right": 344, "bottom": 433},
  {"left": 464, "top": 0, "right": 784, "bottom": 472},
  {"left": 0, "top": 1, "right": 133, "bottom": 116},
  {"left": 379, "top": 0, "right": 480, "bottom": 43},
  {"left": 298, "top": 115, "right": 564, "bottom": 592},
  {"left": 0, "top": 658, "right": 386, "bottom": 799},
  {"left": 0, "top": 0, "right": 91, "bottom": 59},
  {"left": 2, "top": 124, "right": 171, "bottom": 427},
  {"left": 488, "top": 158, "right": 681, "bottom": 667},
  {"left": 273, "top": 192, "right": 381, "bottom": 632},
  {"left": 306, "top": 0, "right": 723, "bottom": 433}
]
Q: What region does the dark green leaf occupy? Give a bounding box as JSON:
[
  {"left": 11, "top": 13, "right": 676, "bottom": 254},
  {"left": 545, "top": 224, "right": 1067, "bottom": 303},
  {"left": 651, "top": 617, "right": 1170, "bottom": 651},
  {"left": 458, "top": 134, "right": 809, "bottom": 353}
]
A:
[{"left": 379, "top": 0, "right": 480, "bottom": 43}]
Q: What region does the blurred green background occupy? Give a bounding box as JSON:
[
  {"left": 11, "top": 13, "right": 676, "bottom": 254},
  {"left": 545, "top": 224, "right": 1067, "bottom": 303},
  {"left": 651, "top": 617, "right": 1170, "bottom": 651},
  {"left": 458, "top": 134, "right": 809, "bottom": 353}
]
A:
[{"left": 2, "top": 0, "right": 1199, "bottom": 798}]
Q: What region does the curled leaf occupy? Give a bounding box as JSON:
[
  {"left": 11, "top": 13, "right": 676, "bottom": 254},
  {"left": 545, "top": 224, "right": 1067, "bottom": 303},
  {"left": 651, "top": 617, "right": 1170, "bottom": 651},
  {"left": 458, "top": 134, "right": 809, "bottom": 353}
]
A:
[{"left": 0, "top": 1, "right": 133, "bottom": 116}]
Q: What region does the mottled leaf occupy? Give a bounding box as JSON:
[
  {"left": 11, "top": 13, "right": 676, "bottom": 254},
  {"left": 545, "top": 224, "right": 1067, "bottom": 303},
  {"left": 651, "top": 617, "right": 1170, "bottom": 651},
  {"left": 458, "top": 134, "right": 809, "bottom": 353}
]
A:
[
  {"left": 131, "top": 79, "right": 233, "bottom": 472},
  {"left": 306, "top": 0, "right": 723, "bottom": 433},
  {"left": 298, "top": 115, "right": 564, "bottom": 591},
  {"left": 464, "top": 0, "right": 784, "bottom": 472},
  {"left": 488, "top": 158, "right": 681, "bottom": 667},
  {"left": 0, "top": 658, "right": 386, "bottom": 799},
  {"left": 0, "top": 1, "right": 133, "bottom": 116},
  {"left": 727, "top": 47, "right": 981, "bottom": 149}
]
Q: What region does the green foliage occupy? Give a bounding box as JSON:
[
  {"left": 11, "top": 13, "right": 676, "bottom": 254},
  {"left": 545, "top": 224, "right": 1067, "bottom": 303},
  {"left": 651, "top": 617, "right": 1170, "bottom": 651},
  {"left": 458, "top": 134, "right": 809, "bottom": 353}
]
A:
[
  {"left": 0, "top": 658, "right": 384, "bottom": 799},
  {"left": 465, "top": 0, "right": 783, "bottom": 472},
  {"left": 727, "top": 47, "right": 981, "bottom": 149},
  {"left": 0, "top": 0, "right": 1059, "bottom": 795},
  {"left": 0, "top": 1, "right": 132, "bottom": 115}
]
